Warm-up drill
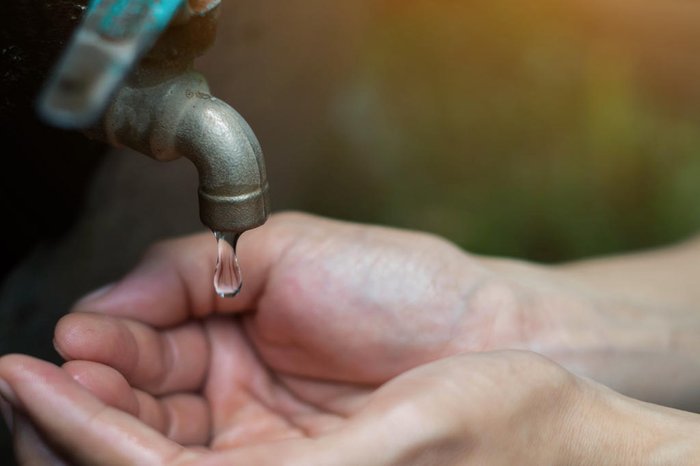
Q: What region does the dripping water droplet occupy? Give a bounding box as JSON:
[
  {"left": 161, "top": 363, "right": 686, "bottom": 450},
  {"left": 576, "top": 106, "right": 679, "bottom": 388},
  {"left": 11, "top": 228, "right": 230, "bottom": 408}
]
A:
[{"left": 213, "top": 231, "right": 243, "bottom": 298}]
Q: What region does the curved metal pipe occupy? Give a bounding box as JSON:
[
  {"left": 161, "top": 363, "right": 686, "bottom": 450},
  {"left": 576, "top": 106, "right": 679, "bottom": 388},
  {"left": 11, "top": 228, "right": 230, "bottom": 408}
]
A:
[{"left": 94, "top": 69, "right": 270, "bottom": 233}]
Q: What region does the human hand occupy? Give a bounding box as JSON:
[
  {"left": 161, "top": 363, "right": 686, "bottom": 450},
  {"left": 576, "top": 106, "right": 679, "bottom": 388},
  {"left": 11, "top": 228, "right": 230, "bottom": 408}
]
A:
[
  {"left": 0, "top": 347, "right": 566, "bottom": 465},
  {"left": 3, "top": 211, "right": 499, "bottom": 463},
  {"left": 56, "top": 212, "right": 700, "bottom": 403},
  {"left": 2, "top": 212, "right": 700, "bottom": 464},
  {"left": 4, "top": 347, "right": 699, "bottom": 465}
]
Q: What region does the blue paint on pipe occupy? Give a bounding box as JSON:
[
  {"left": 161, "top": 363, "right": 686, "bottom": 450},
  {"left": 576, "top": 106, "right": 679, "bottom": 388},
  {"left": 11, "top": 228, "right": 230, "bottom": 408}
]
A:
[
  {"left": 88, "top": 0, "right": 184, "bottom": 40},
  {"left": 38, "top": 0, "right": 187, "bottom": 128}
]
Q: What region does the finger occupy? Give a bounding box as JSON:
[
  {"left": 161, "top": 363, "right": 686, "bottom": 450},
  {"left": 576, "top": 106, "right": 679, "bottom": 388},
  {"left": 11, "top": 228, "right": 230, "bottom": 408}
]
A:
[
  {"left": 71, "top": 212, "right": 309, "bottom": 327},
  {"left": 0, "top": 355, "right": 193, "bottom": 466},
  {"left": 12, "top": 409, "right": 70, "bottom": 466},
  {"left": 55, "top": 313, "right": 209, "bottom": 395},
  {"left": 135, "top": 391, "right": 211, "bottom": 446},
  {"left": 64, "top": 360, "right": 211, "bottom": 446},
  {"left": 63, "top": 360, "right": 139, "bottom": 416}
]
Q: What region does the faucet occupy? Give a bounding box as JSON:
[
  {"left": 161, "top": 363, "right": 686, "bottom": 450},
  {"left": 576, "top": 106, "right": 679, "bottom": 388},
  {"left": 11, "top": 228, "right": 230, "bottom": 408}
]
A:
[{"left": 38, "top": 0, "right": 270, "bottom": 235}]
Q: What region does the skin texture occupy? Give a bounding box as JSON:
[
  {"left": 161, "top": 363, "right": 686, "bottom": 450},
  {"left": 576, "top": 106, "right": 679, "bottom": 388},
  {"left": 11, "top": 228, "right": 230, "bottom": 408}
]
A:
[{"left": 1, "top": 212, "right": 700, "bottom": 464}]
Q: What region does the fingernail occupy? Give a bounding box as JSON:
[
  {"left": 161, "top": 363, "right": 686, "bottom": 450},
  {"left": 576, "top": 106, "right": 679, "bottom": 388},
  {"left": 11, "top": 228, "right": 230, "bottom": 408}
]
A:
[
  {"left": 74, "top": 283, "right": 116, "bottom": 308},
  {"left": 0, "top": 378, "right": 16, "bottom": 405},
  {"left": 0, "top": 380, "right": 15, "bottom": 431}
]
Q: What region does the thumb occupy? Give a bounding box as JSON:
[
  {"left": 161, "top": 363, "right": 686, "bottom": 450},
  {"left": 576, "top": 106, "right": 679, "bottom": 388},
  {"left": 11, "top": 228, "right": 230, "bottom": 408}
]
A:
[
  {"left": 70, "top": 212, "right": 305, "bottom": 328},
  {"left": 11, "top": 409, "right": 69, "bottom": 466},
  {"left": 0, "top": 354, "right": 193, "bottom": 466}
]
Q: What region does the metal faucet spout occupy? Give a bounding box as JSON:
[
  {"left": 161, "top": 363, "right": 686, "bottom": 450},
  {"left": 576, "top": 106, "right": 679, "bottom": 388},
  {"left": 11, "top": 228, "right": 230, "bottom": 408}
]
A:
[
  {"left": 177, "top": 88, "right": 270, "bottom": 233},
  {"left": 96, "top": 69, "right": 270, "bottom": 233}
]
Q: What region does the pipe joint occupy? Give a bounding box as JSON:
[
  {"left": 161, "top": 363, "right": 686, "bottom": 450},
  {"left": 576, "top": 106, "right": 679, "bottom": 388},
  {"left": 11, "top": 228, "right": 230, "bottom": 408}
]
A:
[{"left": 98, "top": 70, "right": 270, "bottom": 233}]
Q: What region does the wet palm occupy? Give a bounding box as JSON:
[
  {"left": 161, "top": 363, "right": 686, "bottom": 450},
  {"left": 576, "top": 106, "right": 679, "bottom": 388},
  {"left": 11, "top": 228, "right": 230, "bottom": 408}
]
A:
[
  {"left": 5, "top": 213, "right": 700, "bottom": 464},
  {"left": 53, "top": 212, "right": 623, "bottom": 451},
  {"left": 56, "top": 213, "right": 491, "bottom": 448}
]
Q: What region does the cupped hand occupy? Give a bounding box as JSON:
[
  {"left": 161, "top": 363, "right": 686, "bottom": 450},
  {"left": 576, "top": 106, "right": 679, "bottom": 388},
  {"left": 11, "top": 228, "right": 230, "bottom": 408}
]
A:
[
  {"left": 56, "top": 212, "right": 663, "bottom": 388},
  {"left": 1, "top": 346, "right": 587, "bottom": 465},
  {"left": 2, "top": 211, "right": 501, "bottom": 464},
  {"left": 56, "top": 212, "right": 689, "bottom": 399},
  {"left": 1, "top": 212, "right": 699, "bottom": 464},
  {"left": 61, "top": 211, "right": 510, "bottom": 388}
]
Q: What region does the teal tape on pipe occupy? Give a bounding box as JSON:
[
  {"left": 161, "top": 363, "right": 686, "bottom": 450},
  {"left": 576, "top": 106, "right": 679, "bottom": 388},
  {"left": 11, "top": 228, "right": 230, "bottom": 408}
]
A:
[
  {"left": 38, "top": 0, "right": 186, "bottom": 128},
  {"left": 87, "top": 0, "right": 184, "bottom": 40}
]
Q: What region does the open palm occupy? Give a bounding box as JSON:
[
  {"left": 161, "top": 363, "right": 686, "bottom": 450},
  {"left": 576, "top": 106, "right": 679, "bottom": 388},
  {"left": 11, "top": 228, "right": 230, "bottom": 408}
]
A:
[
  {"left": 52, "top": 213, "right": 490, "bottom": 451},
  {"left": 2, "top": 212, "right": 682, "bottom": 465}
]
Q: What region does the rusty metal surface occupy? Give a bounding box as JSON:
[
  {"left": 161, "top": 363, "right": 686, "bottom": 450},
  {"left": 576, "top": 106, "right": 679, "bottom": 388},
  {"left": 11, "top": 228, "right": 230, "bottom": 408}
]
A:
[
  {"left": 89, "top": 4, "right": 269, "bottom": 233},
  {"left": 187, "top": 0, "right": 221, "bottom": 15},
  {"left": 98, "top": 69, "right": 270, "bottom": 232}
]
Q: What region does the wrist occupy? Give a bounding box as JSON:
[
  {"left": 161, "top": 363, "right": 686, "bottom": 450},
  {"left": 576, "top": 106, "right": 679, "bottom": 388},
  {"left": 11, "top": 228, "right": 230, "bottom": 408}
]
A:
[
  {"left": 559, "top": 377, "right": 700, "bottom": 465},
  {"left": 474, "top": 256, "right": 700, "bottom": 411}
]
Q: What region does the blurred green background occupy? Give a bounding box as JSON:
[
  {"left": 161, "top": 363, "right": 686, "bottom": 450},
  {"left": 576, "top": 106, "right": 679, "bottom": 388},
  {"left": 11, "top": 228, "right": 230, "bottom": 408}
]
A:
[
  {"left": 242, "top": 0, "right": 700, "bottom": 263},
  {"left": 4, "top": 0, "right": 700, "bottom": 355},
  {"left": 3, "top": 0, "right": 700, "bottom": 462}
]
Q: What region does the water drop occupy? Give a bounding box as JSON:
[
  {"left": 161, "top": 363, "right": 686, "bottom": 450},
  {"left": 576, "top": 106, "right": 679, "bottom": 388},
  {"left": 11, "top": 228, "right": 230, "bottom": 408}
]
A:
[{"left": 213, "top": 231, "right": 243, "bottom": 298}]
